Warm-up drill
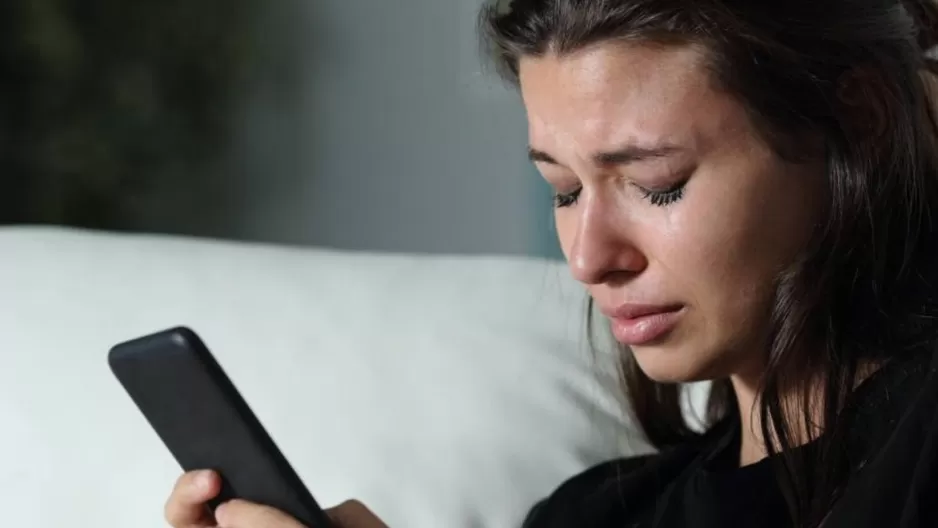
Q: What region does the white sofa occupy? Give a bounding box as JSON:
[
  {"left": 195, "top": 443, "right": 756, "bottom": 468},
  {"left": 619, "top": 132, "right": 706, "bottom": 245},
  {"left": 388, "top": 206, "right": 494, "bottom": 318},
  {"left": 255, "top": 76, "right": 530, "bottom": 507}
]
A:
[{"left": 0, "top": 227, "right": 655, "bottom": 527}]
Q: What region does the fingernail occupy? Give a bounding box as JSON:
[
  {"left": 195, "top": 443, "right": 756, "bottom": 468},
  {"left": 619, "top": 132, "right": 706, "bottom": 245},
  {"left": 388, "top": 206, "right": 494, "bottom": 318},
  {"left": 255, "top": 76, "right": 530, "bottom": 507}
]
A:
[
  {"left": 195, "top": 470, "right": 214, "bottom": 490},
  {"left": 215, "top": 502, "right": 229, "bottom": 524}
]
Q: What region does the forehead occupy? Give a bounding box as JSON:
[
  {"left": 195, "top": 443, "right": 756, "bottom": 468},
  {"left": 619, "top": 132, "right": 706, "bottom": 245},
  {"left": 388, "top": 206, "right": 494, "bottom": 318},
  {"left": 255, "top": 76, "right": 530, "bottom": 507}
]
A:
[{"left": 518, "top": 43, "right": 737, "bottom": 152}]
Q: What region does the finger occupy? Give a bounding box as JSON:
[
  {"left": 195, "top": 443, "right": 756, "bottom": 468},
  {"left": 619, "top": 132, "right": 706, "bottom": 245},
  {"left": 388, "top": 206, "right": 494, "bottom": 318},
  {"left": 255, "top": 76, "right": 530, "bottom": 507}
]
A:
[
  {"left": 215, "top": 499, "right": 306, "bottom": 528},
  {"left": 328, "top": 500, "right": 389, "bottom": 528},
  {"left": 164, "top": 470, "right": 222, "bottom": 528}
]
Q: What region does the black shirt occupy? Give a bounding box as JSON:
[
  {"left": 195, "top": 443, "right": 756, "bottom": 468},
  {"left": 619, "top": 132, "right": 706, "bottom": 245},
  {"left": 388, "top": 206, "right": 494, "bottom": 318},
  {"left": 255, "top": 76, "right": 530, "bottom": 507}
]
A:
[{"left": 523, "top": 347, "right": 938, "bottom": 527}]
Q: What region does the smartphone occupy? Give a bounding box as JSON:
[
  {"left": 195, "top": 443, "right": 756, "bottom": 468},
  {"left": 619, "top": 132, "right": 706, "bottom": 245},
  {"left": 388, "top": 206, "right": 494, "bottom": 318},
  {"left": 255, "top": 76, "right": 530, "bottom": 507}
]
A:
[{"left": 108, "top": 326, "right": 333, "bottom": 527}]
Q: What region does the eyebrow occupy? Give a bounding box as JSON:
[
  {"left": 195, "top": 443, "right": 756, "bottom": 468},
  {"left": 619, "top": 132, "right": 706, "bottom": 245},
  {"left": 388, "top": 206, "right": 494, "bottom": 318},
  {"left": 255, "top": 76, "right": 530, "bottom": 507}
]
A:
[{"left": 527, "top": 143, "right": 685, "bottom": 166}]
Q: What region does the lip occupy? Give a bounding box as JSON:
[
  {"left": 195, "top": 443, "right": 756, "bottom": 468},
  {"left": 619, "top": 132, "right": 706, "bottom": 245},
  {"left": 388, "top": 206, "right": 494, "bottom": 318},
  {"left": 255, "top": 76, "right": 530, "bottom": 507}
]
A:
[{"left": 603, "top": 303, "right": 685, "bottom": 346}]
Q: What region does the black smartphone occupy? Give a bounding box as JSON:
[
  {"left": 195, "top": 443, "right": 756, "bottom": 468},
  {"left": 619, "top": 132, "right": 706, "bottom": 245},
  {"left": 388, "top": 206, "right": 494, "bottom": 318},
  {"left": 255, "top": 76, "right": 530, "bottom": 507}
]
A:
[{"left": 108, "top": 326, "right": 333, "bottom": 527}]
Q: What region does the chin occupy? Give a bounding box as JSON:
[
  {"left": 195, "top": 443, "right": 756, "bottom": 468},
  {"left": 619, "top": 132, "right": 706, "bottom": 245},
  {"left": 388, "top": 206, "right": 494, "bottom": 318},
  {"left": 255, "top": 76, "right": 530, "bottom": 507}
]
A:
[{"left": 630, "top": 344, "right": 724, "bottom": 384}]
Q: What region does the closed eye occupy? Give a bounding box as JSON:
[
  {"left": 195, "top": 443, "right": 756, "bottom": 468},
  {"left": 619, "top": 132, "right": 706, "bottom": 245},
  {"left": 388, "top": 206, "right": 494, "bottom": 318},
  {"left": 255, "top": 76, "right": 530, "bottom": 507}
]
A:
[
  {"left": 636, "top": 180, "right": 687, "bottom": 207},
  {"left": 553, "top": 187, "right": 582, "bottom": 208}
]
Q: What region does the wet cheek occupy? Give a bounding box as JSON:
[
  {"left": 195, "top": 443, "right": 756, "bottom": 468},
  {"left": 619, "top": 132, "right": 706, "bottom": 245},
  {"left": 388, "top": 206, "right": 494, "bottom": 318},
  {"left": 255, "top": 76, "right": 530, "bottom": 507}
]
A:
[
  {"left": 658, "top": 205, "right": 733, "bottom": 276},
  {"left": 653, "top": 198, "right": 763, "bottom": 317}
]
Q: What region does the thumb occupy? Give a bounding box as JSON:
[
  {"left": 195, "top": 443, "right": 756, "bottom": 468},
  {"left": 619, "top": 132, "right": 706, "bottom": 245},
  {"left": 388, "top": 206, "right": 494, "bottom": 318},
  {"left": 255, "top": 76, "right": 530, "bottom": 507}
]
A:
[
  {"left": 214, "top": 499, "right": 307, "bottom": 528},
  {"left": 327, "top": 500, "right": 389, "bottom": 528}
]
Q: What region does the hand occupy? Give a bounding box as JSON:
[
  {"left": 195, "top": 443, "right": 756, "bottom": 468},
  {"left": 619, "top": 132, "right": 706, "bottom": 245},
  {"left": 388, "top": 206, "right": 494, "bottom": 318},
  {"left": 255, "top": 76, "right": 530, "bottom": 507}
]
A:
[{"left": 165, "top": 470, "right": 388, "bottom": 528}]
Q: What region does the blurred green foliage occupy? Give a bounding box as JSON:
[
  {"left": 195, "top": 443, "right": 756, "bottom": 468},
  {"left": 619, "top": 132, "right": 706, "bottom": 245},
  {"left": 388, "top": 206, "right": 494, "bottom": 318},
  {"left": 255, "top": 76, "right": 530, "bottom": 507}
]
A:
[{"left": 0, "top": 0, "right": 256, "bottom": 228}]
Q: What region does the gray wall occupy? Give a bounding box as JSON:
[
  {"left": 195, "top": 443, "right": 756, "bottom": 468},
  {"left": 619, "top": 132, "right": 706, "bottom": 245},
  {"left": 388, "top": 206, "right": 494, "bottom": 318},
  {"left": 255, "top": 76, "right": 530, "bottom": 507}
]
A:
[{"left": 221, "top": 0, "right": 542, "bottom": 256}]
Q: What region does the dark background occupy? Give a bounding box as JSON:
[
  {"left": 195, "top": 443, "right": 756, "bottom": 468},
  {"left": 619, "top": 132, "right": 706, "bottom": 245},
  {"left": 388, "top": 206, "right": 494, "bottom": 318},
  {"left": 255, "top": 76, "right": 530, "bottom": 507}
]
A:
[{"left": 0, "top": 0, "right": 560, "bottom": 257}]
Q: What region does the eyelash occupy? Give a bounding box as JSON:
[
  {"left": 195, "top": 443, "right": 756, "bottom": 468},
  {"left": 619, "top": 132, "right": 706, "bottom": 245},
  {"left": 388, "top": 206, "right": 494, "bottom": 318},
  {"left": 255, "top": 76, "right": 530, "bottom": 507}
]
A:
[
  {"left": 553, "top": 188, "right": 581, "bottom": 208},
  {"left": 552, "top": 181, "right": 687, "bottom": 209},
  {"left": 640, "top": 182, "right": 686, "bottom": 207}
]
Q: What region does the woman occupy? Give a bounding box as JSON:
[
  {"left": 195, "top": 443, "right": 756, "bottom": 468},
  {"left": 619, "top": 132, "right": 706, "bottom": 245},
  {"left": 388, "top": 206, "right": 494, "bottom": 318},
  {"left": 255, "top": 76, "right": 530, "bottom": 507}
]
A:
[{"left": 164, "top": 0, "right": 938, "bottom": 526}]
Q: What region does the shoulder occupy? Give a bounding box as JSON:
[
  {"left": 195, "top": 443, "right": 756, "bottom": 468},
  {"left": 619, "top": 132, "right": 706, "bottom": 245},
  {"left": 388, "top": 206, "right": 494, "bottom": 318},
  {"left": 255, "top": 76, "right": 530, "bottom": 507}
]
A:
[
  {"left": 847, "top": 345, "right": 938, "bottom": 432},
  {"left": 522, "top": 438, "right": 710, "bottom": 528},
  {"left": 826, "top": 346, "right": 938, "bottom": 464},
  {"left": 521, "top": 455, "right": 654, "bottom": 528},
  {"left": 826, "top": 346, "right": 938, "bottom": 524}
]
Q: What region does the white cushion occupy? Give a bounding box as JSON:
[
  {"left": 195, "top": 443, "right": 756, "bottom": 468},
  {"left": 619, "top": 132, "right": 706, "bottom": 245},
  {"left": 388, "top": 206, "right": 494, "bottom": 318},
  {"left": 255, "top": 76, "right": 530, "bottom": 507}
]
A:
[{"left": 0, "top": 227, "right": 650, "bottom": 528}]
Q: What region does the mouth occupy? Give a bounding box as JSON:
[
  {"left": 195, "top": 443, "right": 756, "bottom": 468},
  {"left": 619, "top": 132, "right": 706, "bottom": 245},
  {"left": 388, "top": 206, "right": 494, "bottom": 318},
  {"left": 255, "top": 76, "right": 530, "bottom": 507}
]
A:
[{"left": 604, "top": 304, "right": 685, "bottom": 346}]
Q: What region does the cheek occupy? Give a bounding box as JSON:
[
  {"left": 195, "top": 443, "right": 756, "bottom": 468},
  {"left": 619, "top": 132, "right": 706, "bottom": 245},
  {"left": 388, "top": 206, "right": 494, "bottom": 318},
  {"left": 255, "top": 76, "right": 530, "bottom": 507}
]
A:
[{"left": 657, "top": 163, "right": 819, "bottom": 322}]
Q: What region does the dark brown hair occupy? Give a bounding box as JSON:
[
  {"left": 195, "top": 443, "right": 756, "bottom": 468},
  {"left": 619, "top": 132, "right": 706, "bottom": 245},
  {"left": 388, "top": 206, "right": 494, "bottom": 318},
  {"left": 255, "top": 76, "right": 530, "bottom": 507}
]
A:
[{"left": 481, "top": 0, "right": 938, "bottom": 525}]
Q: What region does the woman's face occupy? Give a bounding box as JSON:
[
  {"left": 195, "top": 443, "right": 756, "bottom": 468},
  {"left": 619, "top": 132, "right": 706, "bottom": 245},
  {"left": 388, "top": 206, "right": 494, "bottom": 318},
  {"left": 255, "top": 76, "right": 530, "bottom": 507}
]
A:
[{"left": 519, "top": 43, "right": 824, "bottom": 383}]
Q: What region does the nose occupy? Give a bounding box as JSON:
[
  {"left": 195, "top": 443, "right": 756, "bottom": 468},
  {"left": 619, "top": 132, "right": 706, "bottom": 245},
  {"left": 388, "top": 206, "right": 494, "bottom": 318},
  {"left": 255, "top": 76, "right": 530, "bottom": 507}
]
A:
[{"left": 566, "top": 194, "right": 647, "bottom": 286}]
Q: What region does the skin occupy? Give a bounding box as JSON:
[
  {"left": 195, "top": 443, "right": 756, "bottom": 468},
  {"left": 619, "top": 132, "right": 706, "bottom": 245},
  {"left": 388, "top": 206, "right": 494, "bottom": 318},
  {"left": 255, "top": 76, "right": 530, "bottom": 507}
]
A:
[
  {"left": 164, "top": 41, "right": 828, "bottom": 526},
  {"left": 519, "top": 42, "right": 824, "bottom": 464},
  {"left": 164, "top": 470, "right": 387, "bottom": 528}
]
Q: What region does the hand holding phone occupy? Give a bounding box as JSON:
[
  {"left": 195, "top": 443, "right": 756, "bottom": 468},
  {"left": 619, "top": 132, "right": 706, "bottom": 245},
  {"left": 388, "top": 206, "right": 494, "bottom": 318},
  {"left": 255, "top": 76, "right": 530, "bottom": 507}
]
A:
[
  {"left": 164, "top": 469, "right": 388, "bottom": 528},
  {"left": 108, "top": 327, "right": 334, "bottom": 527},
  {"left": 164, "top": 469, "right": 306, "bottom": 527}
]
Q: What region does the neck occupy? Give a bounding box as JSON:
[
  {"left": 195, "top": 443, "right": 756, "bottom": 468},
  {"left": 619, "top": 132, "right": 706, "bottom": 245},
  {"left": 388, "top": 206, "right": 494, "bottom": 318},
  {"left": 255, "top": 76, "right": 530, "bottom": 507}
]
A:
[
  {"left": 731, "top": 372, "right": 767, "bottom": 466},
  {"left": 730, "top": 360, "right": 881, "bottom": 467}
]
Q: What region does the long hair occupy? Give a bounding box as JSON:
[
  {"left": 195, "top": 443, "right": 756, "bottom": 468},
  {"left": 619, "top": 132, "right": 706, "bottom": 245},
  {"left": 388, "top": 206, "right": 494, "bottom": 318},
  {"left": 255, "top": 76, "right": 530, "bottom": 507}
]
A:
[{"left": 481, "top": 0, "right": 938, "bottom": 525}]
